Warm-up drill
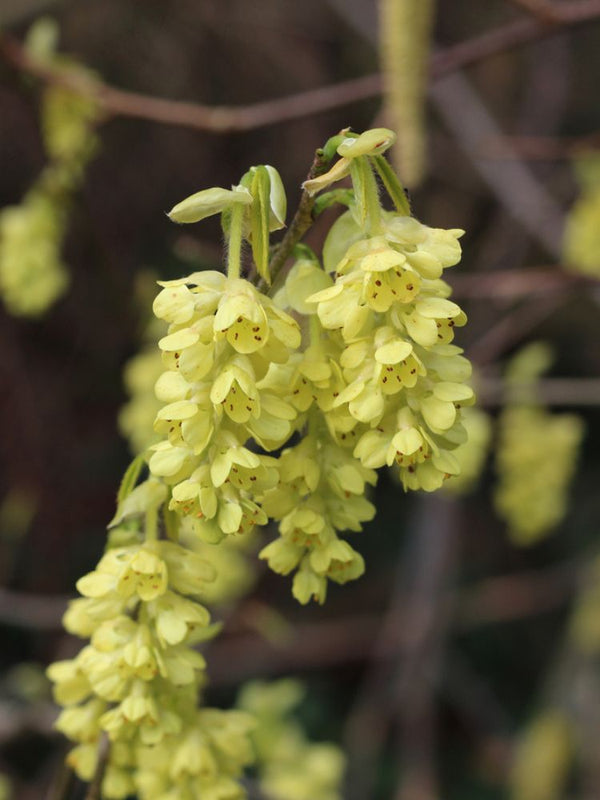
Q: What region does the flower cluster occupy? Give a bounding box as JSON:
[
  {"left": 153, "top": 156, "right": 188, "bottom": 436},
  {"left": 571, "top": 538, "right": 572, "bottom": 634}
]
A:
[
  {"left": 149, "top": 271, "right": 300, "bottom": 543},
  {"left": 119, "top": 343, "right": 165, "bottom": 455},
  {"left": 141, "top": 128, "right": 474, "bottom": 602},
  {"left": 563, "top": 153, "right": 600, "bottom": 277},
  {"left": 47, "top": 522, "right": 256, "bottom": 798},
  {"left": 307, "top": 198, "right": 474, "bottom": 493},
  {"left": 0, "top": 47, "right": 99, "bottom": 316},
  {"left": 0, "top": 188, "right": 69, "bottom": 317},
  {"left": 494, "top": 405, "right": 584, "bottom": 545},
  {"left": 443, "top": 406, "right": 492, "bottom": 495},
  {"left": 493, "top": 343, "right": 584, "bottom": 545},
  {"left": 49, "top": 129, "right": 474, "bottom": 798},
  {"left": 238, "top": 679, "right": 346, "bottom": 800},
  {"left": 259, "top": 424, "right": 375, "bottom": 604}
]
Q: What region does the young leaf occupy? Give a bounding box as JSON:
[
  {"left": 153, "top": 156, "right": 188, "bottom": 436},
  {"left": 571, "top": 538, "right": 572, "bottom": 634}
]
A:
[{"left": 116, "top": 453, "right": 145, "bottom": 507}]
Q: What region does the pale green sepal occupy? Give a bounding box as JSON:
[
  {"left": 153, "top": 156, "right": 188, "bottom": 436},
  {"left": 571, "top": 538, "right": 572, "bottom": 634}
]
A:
[
  {"left": 392, "top": 428, "right": 422, "bottom": 455},
  {"left": 322, "top": 210, "right": 363, "bottom": 273},
  {"left": 416, "top": 297, "right": 462, "bottom": 319},
  {"left": 167, "top": 186, "right": 252, "bottom": 224},
  {"left": 249, "top": 166, "right": 271, "bottom": 284},
  {"left": 433, "top": 382, "right": 474, "bottom": 403},
  {"left": 375, "top": 340, "right": 413, "bottom": 364},
  {"left": 264, "top": 165, "right": 287, "bottom": 230},
  {"left": 292, "top": 562, "right": 327, "bottom": 605},
  {"left": 420, "top": 395, "right": 456, "bottom": 432},
  {"left": 284, "top": 260, "right": 332, "bottom": 314},
  {"left": 76, "top": 571, "right": 114, "bottom": 597}
]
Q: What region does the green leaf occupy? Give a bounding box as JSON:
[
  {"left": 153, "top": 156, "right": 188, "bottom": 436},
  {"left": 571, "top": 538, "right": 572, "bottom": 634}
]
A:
[
  {"left": 372, "top": 155, "right": 411, "bottom": 215},
  {"left": 116, "top": 454, "right": 145, "bottom": 508},
  {"left": 320, "top": 133, "right": 349, "bottom": 163}
]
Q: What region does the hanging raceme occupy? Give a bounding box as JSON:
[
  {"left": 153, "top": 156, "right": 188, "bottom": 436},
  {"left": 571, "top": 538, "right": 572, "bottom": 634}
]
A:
[
  {"left": 48, "top": 128, "right": 475, "bottom": 797},
  {"left": 494, "top": 342, "right": 585, "bottom": 545},
  {"left": 0, "top": 19, "right": 100, "bottom": 317}
]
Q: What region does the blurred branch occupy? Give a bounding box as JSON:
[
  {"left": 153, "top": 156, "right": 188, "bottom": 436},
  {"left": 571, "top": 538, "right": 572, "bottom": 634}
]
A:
[
  {"left": 84, "top": 735, "right": 109, "bottom": 800},
  {"left": 505, "top": 0, "right": 562, "bottom": 24},
  {"left": 257, "top": 147, "right": 333, "bottom": 290},
  {"left": 431, "top": 71, "right": 565, "bottom": 257},
  {"left": 208, "top": 559, "right": 579, "bottom": 686},
  {"left": 0, "top": 588, "right": 69, "bottom": 629},
  {"left": 449, "top": 267, "right": 594, "bottom": 298},
  {"left": 456, "top": 560, "right": 581, "bottom": 628},
  {"left": 2, "top": 1, "right": 600, "bottom": 132},
  {"left": 45, "top": 757, "right": 75, "bottom": 800},
  {"left": 477, "top": 377, "right": 600, "bottom": 407},
  {"left": 0, "top": 550, "right": 581, "bottom": 651},
  {"left": 391, "top": 498, "right": 460, "bottom": 800},
  {"left": 482, "top": 131, "right": 600, "bottom": 160},
  {"left": 468, "top": 291, "right": 576, "bottom": 365}
]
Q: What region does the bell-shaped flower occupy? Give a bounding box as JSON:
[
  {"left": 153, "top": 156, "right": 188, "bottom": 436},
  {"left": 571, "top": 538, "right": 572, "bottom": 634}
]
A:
[
  {"left": 398, "top": 296, "right": 467, "bottom": 348},
  {"left": 292, "top": 558, "right": 327, "bottom": 604},
  {"left": 154, "top": 271, "right": 226, "bottom": 322},
  {"left": 259, "top": 537, "right": 304, "bottom": 575},
  {"left": 211, "top": 355, "right": 259, "bottom": 424},
  {"left": 277, "top": 258, "right": 333, "bottom": 315},
  {"left": 146, "top": 591, "right": 211, "bottom": 647},
  {"left": 47, "top": 659, "right": 91, "bottom": 706}
]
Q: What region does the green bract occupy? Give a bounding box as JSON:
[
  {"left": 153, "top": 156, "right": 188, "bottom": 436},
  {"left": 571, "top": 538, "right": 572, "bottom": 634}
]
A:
[{"left": 167, "top": 186, "right": 252, "bottom": 224}]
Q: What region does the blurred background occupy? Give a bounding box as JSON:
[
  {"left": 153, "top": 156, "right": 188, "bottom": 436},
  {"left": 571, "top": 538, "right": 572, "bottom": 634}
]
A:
[{"left": 1, "top": 0, "right": 600, "bottom": 798}]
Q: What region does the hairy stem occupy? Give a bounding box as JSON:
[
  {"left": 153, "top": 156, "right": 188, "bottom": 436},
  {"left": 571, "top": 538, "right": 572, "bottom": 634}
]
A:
[
  {"left": 227, "top": 203, "right": 245, "bottom": 280},
  {"left": 259, "top": 147, "right": 334, "bottom": 292},
  {"left": 145, "top": 503, "right": 159, "bottom": 543}
]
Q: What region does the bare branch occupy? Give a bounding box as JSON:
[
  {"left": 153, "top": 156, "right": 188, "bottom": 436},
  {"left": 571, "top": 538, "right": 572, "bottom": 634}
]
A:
[
  {"left": 505, "top": 0, "right": 562, "bottom": 25},
  {"left": 481, "top": 131, "right": 600, "bottom": 160},
  {"left": 0, "top": 588, "right": 68, "bottom": 629},
  {"left": 1, "top": 2, "right": 600, "bottom": 133},
  {"left": 449, "top": 267, "right": 592, "bottom": 298}
]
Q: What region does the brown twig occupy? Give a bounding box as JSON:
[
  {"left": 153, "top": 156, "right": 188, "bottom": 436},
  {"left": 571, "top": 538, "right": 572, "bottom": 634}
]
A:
[
  {"left": 84, "top": 735, "right": 110, "bottom": 800},
  {"left": 0, "top": 588, "right": 69, "bottom": 629},
  {"left": 468, "top": 290, "right": 576, "bottom": 366},
  {"left": 207, "top": 559, "right": 579, "bottom": 686},
  {"left": 482, "top": 131, "right": 600, "bottom": 160},
  {"left": 258, "top": 147, "right": 333, "bottom": 291},
  {"left": 477, "top": 377, "right": 600, "bottom": 407},
  {"left": 505, "top": 0, "right": 562, "bottom": 24},
  {"left": 45, "top": 756, "right": 75, "bottom": 800},
  {"left": 340, "top": 496, "right": 460, "bottom": 800},
  {"left": 1, "top": 2, "right": 600, "bottom": 132},
  {"left": 448, "top": 267, "right": 593, "bottom": 298}
]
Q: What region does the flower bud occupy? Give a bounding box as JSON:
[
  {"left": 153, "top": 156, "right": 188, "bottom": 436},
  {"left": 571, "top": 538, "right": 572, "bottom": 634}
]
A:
[{"left": 167, "top": 186, "right": 252, "bottom": 224}]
